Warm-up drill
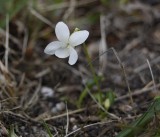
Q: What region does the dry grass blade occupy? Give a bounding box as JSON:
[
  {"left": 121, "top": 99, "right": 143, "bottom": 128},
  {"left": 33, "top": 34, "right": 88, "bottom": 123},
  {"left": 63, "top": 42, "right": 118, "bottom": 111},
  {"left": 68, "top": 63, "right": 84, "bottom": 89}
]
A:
[
  {"left": 146, "top": 59, "right": 157, "bottom": 93},
  {"left": 65, "top": 103, "right": 69, "bottom": 136},
  {"left": 35, "top": 68, "right": 51, "bottom": 78},
  {"left": 64, "top": 120, "right": 116, "bottom": 137},
  {"left": 0, "top": 122, "right": 8, "bottom": 136},
  {"left": 1, "top": 0, "right": 160, "bottom": 136},
  {"left": 63, "top": 0, "right": 76, "bottom": 20},
  {"left": 84, "top": 83, "right": 120, "bottom": 120},
  {"left": 116, "top": 83, "right": 160, "bottom": 101},
  {"left": 23, "top": 81, "right": 41, "bottom": 110},
  {"left": 0, "top": 28, "right": 21, "bottom": 48},
  {"left": 44, "top": 108, "right": 86, "bottom": 121},
  {"left": 44, "top": 83, "right": 160, "bottom": 122},
  {"left": 39, "top": 0, "right": 98, "bottom": 11},
  {"left": 5, "top": 15, "right": 9, "bottom": 70},
  {"left": 29, "top": 7, "right": 54, "bottom": 28},
  {"left": 111, "top": 48, "right": 134, "bottom": 107},
  {"left": 22, "top": 28, "right": 29, "bottom": 58},
  {"left": 134, "top": 56, "right": 160, "bottom": 73},
  {"left": 99, "top": 15, "right": 108, "bottom": 74},
  {"left": 116, "top": 97, "right": 160, "bottom": 137},
  {"left": 0, "top": 60, "right": 17, "bottom": 99},
  {"left": 0, "top": 111, "right": 30, "bottom": 124}
]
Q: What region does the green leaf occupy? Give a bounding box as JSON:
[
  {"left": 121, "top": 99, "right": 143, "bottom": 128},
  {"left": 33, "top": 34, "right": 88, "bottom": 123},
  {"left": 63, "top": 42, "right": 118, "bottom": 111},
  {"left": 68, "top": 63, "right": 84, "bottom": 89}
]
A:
[
  {"left": 8, "top": 125, "right": 18, "bottom": 137},
  {"left": 43, "top": 121, "right": 53, "bottom": 137},
  {"left": 116, "top": 97, "right": 160, "bottom": 137},
  {"left": 0, "top": 0, "right": 28, "bottom": 27},
  {"left": 77, "top": 88, "right": 88, "bottom": 108},
  {"left": 77, "top": 76, "right": 103, "bottom": 108},
  {"left": 100, "top": 0, "right": 109, "bottom": 5}
]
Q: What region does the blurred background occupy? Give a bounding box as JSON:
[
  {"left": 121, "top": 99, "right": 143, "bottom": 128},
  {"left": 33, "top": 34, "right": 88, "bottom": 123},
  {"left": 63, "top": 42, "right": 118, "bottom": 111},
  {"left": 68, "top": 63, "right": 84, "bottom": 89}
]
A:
[{"left": 0, "top": 0, "right": 160, "bottom": 136}]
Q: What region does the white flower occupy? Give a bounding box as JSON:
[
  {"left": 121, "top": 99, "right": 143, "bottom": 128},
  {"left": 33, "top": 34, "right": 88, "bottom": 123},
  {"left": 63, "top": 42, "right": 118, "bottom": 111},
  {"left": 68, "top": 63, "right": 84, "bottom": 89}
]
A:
[{"left": 44, "top": 21, "right": 89, "bottom": 65}]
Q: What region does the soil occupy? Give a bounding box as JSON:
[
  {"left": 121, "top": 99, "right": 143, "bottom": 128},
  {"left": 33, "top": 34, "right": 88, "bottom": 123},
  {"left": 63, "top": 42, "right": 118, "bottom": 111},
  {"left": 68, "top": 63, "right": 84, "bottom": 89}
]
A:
[{"left": 0, "top": 0, "right": 160, "bottom": 137}]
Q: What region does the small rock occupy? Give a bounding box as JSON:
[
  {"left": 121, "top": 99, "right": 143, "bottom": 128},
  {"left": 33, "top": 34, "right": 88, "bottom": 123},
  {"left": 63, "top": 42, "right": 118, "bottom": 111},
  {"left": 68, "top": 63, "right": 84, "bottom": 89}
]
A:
[
  {"left": 70, "top": 117, "right": 76, "bottom": 123},
  {"left": 32, "top": 126, "right": 37, "bottom": 132},
  {"left": 51, "top": 107, "right": 58, "bottom": 114},
  {"left": 72, "top": 125, "right": 78, "bottom": 131},
  {"left": 56, "top": 102, "right": 65, "bottom": 111},
  {"left": 20, "top": 126, "right": 25, "bottom": 131},
  {"left": 41, "top": 86, "right": 54, "bottom": 98}
]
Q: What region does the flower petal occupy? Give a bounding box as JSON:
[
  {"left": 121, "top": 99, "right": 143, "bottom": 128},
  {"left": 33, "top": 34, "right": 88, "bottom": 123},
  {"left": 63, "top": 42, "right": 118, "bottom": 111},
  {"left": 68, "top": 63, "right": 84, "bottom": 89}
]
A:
[
  {"left": 55, "top": 48, "right": 70, "bottom": 58},
  {"left": 69, "top": 30, "right": 89, "bottom": 47},
  {"left": 44, "top": 41, "right": 63, "bottom": 55},
  {"left": 55, "top": 22, "right": 70, "bottom": 43},
  {"left": 68, "top": 47, "right": 78, "bottom": 65}
]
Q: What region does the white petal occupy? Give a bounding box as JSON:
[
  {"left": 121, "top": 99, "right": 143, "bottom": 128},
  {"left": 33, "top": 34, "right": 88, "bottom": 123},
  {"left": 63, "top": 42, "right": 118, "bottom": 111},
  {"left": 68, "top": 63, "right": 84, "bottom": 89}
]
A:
[
  {"left": 68, "top": 47, "right": 78, "bottom": 65},
  {"left": 55, "top": 22, "right": 70, "bottom": 43},
  {"left": 69, "top": 30, "right": 89, "bottom": 47},
  {"left": 55, "top": 48, "right": 70, "bottom": 58},
  {"left": 44, "top": 41, "right": 63, "bottom": 55}
]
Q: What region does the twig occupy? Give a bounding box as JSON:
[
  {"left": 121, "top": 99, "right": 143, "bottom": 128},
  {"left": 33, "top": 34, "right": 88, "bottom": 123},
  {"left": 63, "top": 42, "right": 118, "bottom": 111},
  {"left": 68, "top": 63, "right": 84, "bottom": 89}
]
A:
[
  {"left": 63, "top": 0, "right": 76, "bottom": 20},
  {"left": 85, "top": 84, "right": 120, "bottom": 120},
  {"left": 44, "top": 83, "right": 160, "bottom": 122},
  {"left": 0, "top": 111, "right": 30, "bottom": 124},
  {"left": 53, "top": 127, "right": 59, "bottom": 137},
  {"left": 87, "top": 48, "right": 113, "bottom": 66},
  {"left": 23, "top": 80, "right": 41, "bottom": 110},
  {"left": 0, "top": 122, "right": 8, "bottom": 136},
  {"left": 1, "top": 87, "right": 15, "bottom": 103},
  {"left": 146, "top": 59, "right": 157, "bottom": 93},
  {"left": 44, "top": 107, "right": 86, "bottom": 121},
  {"left": 0, "top": 28, "right": 21, "bottom": 48},
  {"left": 39, "top": 0, "right": 98, "bottom": 11},
  {"left": 65, "top": 102, "right": 69, "bottom": 136},
  {"left": 18, "top": 73, "right": 25, "bottom": 88},
  {"left": 5, "top": 15, "right": 9, "bottom": 70},
  {"left": 134, "top": 56, "right": 160, "bottom": 73},
  {"left": 99, "top": 15, "right": 108, "bottom": 74},
  {"left": 29, "top": 8, "right": 54, "bottom": 28},
  {"left": 64, "top": 120, "right": 116, "bottom": 137},
  {"left": 35, "top": 68, "right": 51, "bottom": 78},
  {"left": 111, "top": 48, "right": 134, "bottom": 106},
  {"left": 116, "top": 83, "right": 160, "bottom": 101},
  {"left": 22, "top": 28, "right": 29, "bottom": 58},
  {"left": 80, "top": 68, "right": 120, "bottom": 120},
  {"left": 0, "top": 97, "right": 18, "bottom": 103}
]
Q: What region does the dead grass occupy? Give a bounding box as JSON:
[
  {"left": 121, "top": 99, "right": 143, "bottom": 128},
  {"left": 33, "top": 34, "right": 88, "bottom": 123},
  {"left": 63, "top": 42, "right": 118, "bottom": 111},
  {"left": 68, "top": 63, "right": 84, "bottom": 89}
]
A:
[{"left": 0, "top": 0, "right": 160, "bottom": 137}]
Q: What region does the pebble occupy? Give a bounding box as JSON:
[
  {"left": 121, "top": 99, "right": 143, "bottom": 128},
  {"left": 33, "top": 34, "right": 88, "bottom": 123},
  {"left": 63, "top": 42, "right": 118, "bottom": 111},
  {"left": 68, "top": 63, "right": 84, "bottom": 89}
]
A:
[
  {"left": 51, "top": 102, "right": 66, "bottom": 114},
  {"left": 72, "top": 125, "right": 78, "bottom": 131},
  {"left": 51, "top": 107, "right": 58, "bottom": 114},
  {"left": 56, "top": 102, "right": 65, "bottom": 111},
  {"left": 20, "top": 126, "right": 25, "bottom": 130},
  {"left": 70, "top": 117, "right": 76, "bottom": 123},
  {"left": 41, "top": 86, "right": 54, "bottom": 98}
]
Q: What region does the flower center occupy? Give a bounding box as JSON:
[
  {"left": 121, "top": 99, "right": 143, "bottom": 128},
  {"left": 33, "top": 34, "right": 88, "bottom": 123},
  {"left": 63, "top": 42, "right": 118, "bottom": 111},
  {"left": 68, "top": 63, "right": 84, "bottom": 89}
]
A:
[{"left": 66, "top": 43, "right": 70, "bottom": 48}]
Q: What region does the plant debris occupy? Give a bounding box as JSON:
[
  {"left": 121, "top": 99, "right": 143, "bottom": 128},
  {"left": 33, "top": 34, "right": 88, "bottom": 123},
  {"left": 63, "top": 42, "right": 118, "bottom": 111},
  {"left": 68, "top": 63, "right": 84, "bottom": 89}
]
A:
[{"left": 0, "top": 0, "right": 160, "bottom": 137}]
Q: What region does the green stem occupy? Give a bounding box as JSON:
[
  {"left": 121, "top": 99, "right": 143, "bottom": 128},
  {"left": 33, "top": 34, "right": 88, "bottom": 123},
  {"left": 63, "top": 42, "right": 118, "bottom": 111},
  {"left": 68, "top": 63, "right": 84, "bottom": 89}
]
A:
[{"left": 83, "top": 43, "right": 102, "bottom": 104}]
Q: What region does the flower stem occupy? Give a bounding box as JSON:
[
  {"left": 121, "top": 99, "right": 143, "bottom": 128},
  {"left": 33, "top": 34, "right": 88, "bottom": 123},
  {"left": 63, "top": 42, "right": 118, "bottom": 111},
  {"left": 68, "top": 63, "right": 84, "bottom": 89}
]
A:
[{"left": 83, "top": 43, "right": 102, "bottom": 104}]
